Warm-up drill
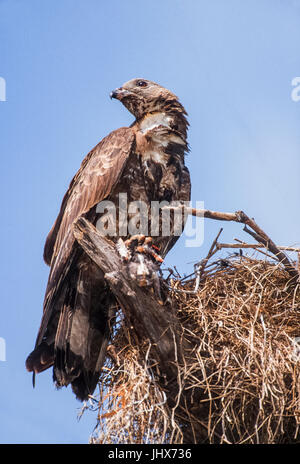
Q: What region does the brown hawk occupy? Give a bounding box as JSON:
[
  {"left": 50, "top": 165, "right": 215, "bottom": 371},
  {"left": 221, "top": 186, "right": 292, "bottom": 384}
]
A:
[{"left": 26, "top": 78, "right": 191, "bottom": 400}]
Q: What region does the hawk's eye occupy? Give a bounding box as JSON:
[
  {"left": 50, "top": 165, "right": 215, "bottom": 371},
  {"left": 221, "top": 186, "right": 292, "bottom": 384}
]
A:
[{"left": 136, "top": 80, "right": 147, "bottom": 87}]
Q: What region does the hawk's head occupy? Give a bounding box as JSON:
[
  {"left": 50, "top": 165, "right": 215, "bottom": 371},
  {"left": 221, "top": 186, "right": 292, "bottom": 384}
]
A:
[{"left": 110, "top": 78, "right": 185, "bottom": 120}]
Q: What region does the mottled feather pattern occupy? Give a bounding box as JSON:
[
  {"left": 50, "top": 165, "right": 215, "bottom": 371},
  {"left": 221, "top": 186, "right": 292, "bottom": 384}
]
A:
[{"left": 46, "top": 127, "right": 135, "bottom": 267}]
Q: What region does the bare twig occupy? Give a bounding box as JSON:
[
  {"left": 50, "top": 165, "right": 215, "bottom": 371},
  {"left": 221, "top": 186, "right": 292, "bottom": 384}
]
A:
[
  {"left": 217, "top": 243, "right": 300, "bottom": 252},
  {"left": 198, "top": 228, "right": 223, "bottom": 280},
  {"left": 163, "top": 206, "right": 300, "bottom": 282}
]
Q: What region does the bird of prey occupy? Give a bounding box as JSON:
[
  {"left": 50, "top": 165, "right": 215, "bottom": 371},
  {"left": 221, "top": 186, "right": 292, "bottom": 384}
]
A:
[{"left": 26, "top": 78, "right": 191, "bottom": 400}]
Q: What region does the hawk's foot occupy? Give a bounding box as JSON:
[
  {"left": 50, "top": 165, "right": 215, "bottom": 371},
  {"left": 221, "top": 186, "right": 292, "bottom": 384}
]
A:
[
  {"left": 116, "top": 236, "right": 163, "bottom": 297},
  {"left": 125, "top": 235, "right": 163, "bottom": 264}
]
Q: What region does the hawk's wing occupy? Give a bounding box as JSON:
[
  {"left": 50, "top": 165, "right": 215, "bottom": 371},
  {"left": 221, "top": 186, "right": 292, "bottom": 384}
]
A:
[
  {"left": 36, "top": 127, "right": 135, "bottom": 346},
  {"left": 44, "top": 126, "right": 135, "bottom": 267}
]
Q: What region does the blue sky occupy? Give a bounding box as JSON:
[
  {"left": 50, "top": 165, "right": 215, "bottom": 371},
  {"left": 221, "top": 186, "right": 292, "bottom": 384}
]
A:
[{"left": 0, "top": 0, "right": 299, "bottom": 444}]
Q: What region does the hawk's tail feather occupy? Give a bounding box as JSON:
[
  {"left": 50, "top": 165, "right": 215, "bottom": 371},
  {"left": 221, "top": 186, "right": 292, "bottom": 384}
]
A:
[
  {"left": 26, "top": 259, "right": 117, "bottom": 401},
  {"left": 52, "top": 261, "right": 116, "bottom": 401},
  {"left": 25, "top": 342, "right": 54, "bottom": 373}
]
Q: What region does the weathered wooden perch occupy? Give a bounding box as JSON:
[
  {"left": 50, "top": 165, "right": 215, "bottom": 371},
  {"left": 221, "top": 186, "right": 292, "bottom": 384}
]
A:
[{"left": 73, "top": 217, "right": 189, "bottom": 387}]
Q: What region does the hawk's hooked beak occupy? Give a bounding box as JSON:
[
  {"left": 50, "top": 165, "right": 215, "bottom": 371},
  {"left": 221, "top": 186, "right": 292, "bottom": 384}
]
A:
[{"left": 110, "top": 87, "right": 131, "bottom": 100}]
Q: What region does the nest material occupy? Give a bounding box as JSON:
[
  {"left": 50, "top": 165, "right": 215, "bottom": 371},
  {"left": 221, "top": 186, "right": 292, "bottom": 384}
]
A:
[{"left": 88, "top": 251, "right": 300, "bottom": 444}]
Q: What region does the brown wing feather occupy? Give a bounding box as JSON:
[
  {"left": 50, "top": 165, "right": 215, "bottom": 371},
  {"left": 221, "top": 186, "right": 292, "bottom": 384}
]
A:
[
  {"left": 43, "top": 189, "right": 72, "bottom": 265},
  {"left": 44, "top": 127, "right": 135, "bottom": 266},
  {"left": 34, "top": 126, "right": 135, "bottom": 347}
]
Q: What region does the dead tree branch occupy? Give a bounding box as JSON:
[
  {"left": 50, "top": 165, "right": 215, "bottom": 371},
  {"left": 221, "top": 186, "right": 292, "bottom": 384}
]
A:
[
  {"left": 73, "top": 217, "right": 190, "bottom": 388},
  {"left": 164, "top": 206, "right": 300, "bottom": 282}
]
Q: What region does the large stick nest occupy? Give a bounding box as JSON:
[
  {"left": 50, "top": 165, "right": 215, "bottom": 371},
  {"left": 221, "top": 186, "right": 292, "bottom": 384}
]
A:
[{"left": 86, "top": 249, "right": 300, "bottom": 444}]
